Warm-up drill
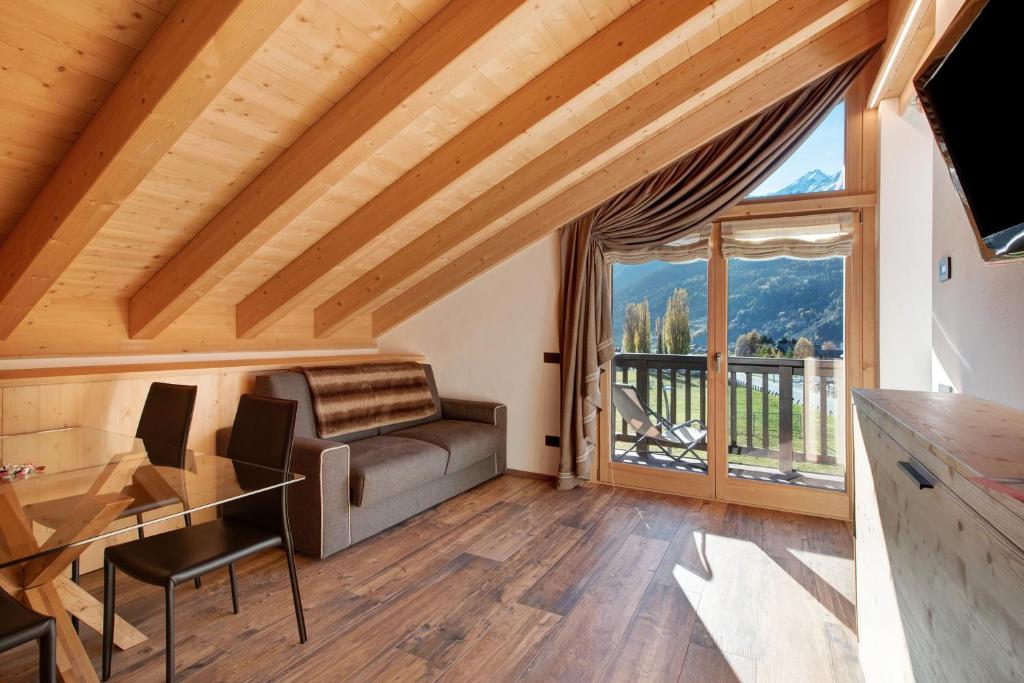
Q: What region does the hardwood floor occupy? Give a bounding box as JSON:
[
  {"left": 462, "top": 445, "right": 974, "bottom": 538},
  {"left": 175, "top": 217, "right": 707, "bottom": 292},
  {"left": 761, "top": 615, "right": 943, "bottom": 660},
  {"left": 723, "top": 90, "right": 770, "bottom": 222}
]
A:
[{"left": 0, "top": 475, "right": 862, "bottom": 682}]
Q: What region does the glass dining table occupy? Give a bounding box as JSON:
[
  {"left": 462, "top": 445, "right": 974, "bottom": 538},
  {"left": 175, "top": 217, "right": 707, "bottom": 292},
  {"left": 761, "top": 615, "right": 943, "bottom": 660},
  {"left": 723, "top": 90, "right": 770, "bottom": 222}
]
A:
[{"left": 0, "top": 427, "right": 303, "bottom": 683}]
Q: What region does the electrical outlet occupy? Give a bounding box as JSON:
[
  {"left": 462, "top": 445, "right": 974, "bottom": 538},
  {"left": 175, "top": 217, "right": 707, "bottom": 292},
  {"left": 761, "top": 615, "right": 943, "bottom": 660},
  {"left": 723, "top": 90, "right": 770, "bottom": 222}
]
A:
[{"left": 545, "top": 435, "right": 560, "bottom": 448}]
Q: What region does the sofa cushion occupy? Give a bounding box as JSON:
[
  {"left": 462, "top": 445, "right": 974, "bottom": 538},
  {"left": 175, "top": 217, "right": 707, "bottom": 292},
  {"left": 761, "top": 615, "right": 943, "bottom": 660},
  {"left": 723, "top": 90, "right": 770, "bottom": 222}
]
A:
[
  {"left": 391, "top": 419, "right": 500, "bottom": 474},
  {"left": 348, "top": 436, "right": 448, "bottom": 507}
]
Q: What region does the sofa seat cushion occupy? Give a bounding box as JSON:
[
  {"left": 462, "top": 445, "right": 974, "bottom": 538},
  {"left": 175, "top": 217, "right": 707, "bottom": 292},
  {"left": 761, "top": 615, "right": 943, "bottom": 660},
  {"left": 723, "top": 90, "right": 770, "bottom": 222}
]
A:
[
  {"left": 391, "top": 419, "right": 500, "bottom": 474},
  {"left": 348, "top": 436, "right": 448, "bottom": 507}
]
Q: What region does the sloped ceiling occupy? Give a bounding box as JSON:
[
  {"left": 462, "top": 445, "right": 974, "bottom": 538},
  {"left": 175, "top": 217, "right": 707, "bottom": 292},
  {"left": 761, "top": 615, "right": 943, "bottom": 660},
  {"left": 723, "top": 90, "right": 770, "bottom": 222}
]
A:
[{"left": 0, "top": 0, "right": 886, "bottom": 357}]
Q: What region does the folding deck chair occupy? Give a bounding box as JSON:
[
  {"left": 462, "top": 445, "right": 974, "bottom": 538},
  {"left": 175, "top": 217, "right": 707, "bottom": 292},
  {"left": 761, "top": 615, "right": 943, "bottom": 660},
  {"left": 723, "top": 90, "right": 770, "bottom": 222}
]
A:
[{"left": 611, "top": 383, "right": 708, "bottom": 469}]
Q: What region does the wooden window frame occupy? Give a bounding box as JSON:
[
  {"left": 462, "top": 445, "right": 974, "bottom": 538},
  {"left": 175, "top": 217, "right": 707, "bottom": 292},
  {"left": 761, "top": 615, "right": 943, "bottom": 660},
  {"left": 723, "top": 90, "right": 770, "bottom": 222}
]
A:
[{"left": 596, "top": 61, "right": 879, "bottom": 521}]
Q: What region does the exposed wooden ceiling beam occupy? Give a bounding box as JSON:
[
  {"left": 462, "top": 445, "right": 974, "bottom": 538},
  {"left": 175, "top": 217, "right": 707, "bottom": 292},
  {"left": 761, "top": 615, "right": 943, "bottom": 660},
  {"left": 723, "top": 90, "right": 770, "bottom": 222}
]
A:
[
  {"left": 867, "top": 0, "right": 935, "bottom": 108},
  {"left": 369, "top": 4, "right": 887, "bottom": 336},
  {"left": 127, "top": 0, "right": 542, "bottom": 340},
  {"left": 235, "top": 0, "right": 750, "bottom": 339},
  {"left": 0, "top": 0, "right": 300, "bottom": 340},
  {"left": 318, "top": 0, "right": 880, "bottom": 337}
]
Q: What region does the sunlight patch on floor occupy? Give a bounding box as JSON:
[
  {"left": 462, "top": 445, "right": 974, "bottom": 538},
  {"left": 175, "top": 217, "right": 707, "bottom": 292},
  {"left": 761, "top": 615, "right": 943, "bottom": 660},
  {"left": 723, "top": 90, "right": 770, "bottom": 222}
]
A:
[{"left": 673, "top": 531, "right": 858, "bottom": 682}]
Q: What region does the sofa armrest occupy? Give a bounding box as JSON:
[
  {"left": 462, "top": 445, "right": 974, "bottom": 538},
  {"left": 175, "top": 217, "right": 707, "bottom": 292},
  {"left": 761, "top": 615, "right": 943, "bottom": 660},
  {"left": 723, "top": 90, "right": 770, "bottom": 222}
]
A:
[
  {"left": 440, "top": 398, "right": 506, "bottom": 426},
  {"left": 289, "top": 436, "right": 351, "bottom": 559},
  {"left": 216, "top": 428, "right": 351, "bottom": 560},
  {"left": 440, "top": 398, "right": 507, "bottom": 474}
]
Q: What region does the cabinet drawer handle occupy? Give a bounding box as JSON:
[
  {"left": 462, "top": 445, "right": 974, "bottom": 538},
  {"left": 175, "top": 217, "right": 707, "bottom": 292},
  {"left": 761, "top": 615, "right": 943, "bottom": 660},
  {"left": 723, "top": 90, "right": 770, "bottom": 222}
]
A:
[{"left": 898, "top": 460, "right": 935, "bottom": 490}]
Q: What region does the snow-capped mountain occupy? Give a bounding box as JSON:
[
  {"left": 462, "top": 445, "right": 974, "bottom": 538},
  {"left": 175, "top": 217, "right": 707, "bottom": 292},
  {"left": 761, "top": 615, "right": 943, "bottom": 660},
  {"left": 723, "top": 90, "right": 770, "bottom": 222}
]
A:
[{"left": 768, "top": 168, "right": 844, "bottom": 196}]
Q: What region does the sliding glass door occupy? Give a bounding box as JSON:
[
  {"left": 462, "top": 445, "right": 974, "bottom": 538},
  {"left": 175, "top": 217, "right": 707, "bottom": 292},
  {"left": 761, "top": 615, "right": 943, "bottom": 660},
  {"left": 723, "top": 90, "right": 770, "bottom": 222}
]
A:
[
  {"left": 608, "top": 257, "right": 712, "bottom": 499},
  {"left": 605, "top": 219, "right": 856, "bottom": 519}
]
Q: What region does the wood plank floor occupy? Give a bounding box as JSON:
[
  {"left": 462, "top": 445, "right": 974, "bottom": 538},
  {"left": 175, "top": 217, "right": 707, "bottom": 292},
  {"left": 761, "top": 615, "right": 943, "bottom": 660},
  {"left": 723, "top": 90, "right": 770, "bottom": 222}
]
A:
[{"left": 0, "top": 475, "right": 862, "bottom": 682}]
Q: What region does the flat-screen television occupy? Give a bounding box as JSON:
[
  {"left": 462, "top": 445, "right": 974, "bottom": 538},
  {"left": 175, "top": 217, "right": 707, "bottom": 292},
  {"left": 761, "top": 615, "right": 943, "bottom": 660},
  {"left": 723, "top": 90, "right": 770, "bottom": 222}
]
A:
[{"left": 915, "top": 0, "right": 1024, "bottom": 262}]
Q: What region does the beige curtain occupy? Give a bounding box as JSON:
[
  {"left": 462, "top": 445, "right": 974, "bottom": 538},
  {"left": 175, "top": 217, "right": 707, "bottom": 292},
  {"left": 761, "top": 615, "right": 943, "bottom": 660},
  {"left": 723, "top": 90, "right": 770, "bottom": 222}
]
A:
[{"left": 557, "top": 50, "right": 875, "bottom": 490}]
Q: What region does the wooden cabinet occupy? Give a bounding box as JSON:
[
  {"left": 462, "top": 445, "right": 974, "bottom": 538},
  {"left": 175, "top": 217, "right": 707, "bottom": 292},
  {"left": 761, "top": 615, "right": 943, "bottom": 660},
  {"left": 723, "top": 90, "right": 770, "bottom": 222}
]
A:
[{"left": 853, "top": 390, "right": 1024, "bottom": 683}]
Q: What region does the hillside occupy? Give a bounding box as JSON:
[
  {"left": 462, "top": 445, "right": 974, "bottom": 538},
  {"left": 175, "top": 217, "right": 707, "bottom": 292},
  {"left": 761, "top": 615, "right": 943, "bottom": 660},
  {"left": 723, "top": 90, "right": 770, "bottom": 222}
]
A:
[{"left": 612, "top": 256, "right": 844, "bottom": 353}]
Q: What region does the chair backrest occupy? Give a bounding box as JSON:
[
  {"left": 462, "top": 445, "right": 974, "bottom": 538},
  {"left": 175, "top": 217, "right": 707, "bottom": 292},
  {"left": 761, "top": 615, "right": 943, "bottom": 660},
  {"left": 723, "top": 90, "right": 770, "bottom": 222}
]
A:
[
  {"left": 222, "top": 394, "right": 298, "bottom": 535},
  {"left": 135, "top": 382, "right": 197, "bottom": 468},
  {"left": 611, "top": 384, "right": 660, "bottom": 438}
]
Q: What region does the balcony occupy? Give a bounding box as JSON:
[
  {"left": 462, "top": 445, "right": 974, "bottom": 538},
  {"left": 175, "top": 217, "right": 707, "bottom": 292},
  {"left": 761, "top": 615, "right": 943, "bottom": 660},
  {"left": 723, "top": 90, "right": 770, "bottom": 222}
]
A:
[{"left": 612, "top": 353, "right": 845, "bottom": 491}]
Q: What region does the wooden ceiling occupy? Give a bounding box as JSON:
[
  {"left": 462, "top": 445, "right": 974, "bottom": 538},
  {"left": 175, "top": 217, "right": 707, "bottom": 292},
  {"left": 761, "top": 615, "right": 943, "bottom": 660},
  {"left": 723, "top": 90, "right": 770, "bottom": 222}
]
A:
[{"left": 0, "top": 0, "right": 886, "bottom": 357}]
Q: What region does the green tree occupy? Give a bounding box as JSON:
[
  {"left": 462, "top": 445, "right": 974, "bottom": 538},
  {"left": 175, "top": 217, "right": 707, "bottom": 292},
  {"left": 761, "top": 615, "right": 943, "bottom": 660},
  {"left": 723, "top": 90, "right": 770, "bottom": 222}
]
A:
[
  {"left": 622, "top": 304, "right": 639, "bottom": 352},
  {"left": 621, "top": 299, "right": 652, "bottom": 353},
  {"left": 635, "top": 298, "right": 652, "bottom": 353},
  {"left": 793, "top": 336, "right": 815, "bottom": 359},
  {"left": 734, "top": 330, "right": 758, "bottom": 357},
  {"left": 661, "top": 288, "right": 691, "bottom": 354},
  {"left": 655, "top": 317, "right": 665, "bottom": 354},
  {"left": 735, "top": 330, "right": 781, "bottom": 357}
]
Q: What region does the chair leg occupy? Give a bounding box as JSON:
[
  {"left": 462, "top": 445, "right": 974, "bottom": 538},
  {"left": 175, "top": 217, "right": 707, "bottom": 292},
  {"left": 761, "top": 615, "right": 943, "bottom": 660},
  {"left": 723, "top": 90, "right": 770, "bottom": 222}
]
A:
[
  {"left": 228, "top": 563, "right": 239, "bottom": 615},
  {"left": 71, "top": 558, "right": 80, "bottom": 633},
  {"left": 165, "top": 583, "right": 176, "bottom": 683},
  {"left": 39, "top": 619, "right": 56, "bottom": 683},
  {"left": 102, "top": 559, "right": 115, "bottom": 681},
  {"left": 619, "top": 437, "right": 643, "bottom": 459},
  {"left": 184, "top": 514, "right": 201, "bottom": 589},
  {"left": 284, "top": 541, "right": 307, "bottom": 644}
]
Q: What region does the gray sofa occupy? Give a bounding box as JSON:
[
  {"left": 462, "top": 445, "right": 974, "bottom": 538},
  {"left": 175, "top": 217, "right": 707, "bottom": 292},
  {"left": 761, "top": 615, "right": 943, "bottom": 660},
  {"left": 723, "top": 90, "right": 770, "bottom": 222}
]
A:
[{"left": 218, "top": 364, "right": 506, "bottom": 559}]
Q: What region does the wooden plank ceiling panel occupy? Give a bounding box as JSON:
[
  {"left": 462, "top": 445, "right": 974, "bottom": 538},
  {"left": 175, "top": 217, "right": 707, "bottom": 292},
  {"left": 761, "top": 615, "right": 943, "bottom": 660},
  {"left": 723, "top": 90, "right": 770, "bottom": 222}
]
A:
[
  {"left": 125, "top": 0, "right": 552, "bottom": 340},
  {"left": 171, "top": 0, "right": 613, "bottom": 316},
  {"left": 311, "top": 0, "right": 823, "bottom": 335},
  {"left": 0, "top": 0, "right": 305, "bottom": 341},
  {"left": 0, "top": 0, "right": 887, "bottom": 357},
  {"left": 207, "top": 0, "right": 627, "bottom": 315},
  {"left": 370, "top": 3, "right": 887, "bottom": 335},
  {"left": 0, "top": 0, "right": 166, "bottom": 242},
  {"left": 53, "top": 0, "right": 440, "bottom": 302},
  {"left": 235, "top": 0, "right": 756, "bottom": 338}
]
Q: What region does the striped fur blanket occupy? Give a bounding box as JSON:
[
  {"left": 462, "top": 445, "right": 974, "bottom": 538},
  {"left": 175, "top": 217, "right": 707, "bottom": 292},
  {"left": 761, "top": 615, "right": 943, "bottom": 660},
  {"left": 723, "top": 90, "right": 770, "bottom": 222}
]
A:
[{"left": 302, "top": 362, "right": 436, "bottom": 438}]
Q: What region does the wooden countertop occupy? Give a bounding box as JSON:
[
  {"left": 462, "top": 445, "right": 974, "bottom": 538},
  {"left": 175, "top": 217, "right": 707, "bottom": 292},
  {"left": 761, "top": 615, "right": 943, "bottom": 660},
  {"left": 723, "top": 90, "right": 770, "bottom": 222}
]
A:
[{"left": 854, "top": 389, "right": 1024, "bottom": 536}]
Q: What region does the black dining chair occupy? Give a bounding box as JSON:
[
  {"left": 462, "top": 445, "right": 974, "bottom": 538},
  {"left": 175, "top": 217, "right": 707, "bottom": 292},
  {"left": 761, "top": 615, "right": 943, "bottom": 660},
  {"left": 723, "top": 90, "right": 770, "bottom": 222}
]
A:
[
  {"left": 0, "top": 589, "right": 56, "bottom": 683},
  {"left": 101, "top": 394, "right": 307, "bottom": 683},
  {"left": 70, "top": 382, "right": 200, "bottom": 631}
]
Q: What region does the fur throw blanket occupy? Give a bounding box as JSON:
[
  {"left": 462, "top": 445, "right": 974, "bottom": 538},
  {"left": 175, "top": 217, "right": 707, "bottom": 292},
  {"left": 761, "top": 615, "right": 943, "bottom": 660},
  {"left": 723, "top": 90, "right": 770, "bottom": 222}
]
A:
[{"left": 302, "top": 362, "right": 435, "bottom": 438}]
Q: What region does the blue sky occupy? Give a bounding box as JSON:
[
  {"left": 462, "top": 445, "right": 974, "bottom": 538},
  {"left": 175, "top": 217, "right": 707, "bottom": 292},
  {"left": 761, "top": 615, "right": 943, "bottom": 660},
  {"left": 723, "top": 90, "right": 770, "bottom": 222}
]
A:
[{"left": 748, "top": 100, "right": 846, "bottom": 196}]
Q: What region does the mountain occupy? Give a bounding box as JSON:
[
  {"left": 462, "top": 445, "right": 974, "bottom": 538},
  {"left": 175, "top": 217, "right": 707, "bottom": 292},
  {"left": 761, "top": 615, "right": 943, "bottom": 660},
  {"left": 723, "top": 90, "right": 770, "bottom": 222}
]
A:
[
  {"left": 612, "top": 257, "right": 844, "bottom": 353},
  {"left": 766, "top": 168, "right": 844, "bottom": 196}
]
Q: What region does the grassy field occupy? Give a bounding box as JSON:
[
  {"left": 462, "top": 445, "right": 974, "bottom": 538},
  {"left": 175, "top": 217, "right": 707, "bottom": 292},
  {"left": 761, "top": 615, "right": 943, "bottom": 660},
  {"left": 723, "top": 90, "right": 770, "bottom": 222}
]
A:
[{"left": 613, "top": 369, "right": 843, "bottom": 477}]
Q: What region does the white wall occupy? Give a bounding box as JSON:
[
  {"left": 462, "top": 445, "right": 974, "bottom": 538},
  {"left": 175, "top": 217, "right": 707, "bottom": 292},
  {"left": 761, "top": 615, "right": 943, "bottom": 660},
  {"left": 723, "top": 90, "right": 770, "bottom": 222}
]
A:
[
  {"left": 877, "top": 97, "right": 1024, "bottom": 410},
  {"left": 877, "top": 100, "right": 933, "bottom": 390},
  {"left": 930, "top": 148, "right": 1024, "bottom": 410},
  {"left": 378, "top": 234, "right": 563, "bottom": 475}
]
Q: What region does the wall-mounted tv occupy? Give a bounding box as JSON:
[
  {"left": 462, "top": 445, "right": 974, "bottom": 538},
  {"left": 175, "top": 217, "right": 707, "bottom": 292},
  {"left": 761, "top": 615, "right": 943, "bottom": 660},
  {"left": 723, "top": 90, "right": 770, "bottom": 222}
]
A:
[{"left": 915, "top": 0, "right": 1024, "bottom": 262}]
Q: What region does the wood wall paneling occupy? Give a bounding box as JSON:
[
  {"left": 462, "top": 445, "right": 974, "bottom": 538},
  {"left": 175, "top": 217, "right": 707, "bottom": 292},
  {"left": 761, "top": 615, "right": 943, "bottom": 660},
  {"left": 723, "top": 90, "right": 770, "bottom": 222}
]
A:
[{"left": 0, "top": 353, "right": 422, "bottom": 572}]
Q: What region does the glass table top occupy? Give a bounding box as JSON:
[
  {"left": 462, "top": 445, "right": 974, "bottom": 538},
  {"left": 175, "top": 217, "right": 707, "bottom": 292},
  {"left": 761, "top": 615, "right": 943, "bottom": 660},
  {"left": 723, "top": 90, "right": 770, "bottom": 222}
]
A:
[{"left": 0, "top": 427, "right": 302, "bottom": 569}]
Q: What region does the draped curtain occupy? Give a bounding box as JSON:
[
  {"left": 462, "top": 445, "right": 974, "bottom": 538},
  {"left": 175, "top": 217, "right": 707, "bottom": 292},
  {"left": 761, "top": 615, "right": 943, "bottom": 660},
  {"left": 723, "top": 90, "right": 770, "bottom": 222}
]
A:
[{"left": 557, "top": 51, "right": 875, "bottom": 490}]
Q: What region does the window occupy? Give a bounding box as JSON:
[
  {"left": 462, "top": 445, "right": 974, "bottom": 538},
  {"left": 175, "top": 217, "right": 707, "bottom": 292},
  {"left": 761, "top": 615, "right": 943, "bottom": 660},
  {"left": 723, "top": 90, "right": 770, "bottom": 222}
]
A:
[{"left": 747, "top": 100, "right": 846, "bottom": 199}]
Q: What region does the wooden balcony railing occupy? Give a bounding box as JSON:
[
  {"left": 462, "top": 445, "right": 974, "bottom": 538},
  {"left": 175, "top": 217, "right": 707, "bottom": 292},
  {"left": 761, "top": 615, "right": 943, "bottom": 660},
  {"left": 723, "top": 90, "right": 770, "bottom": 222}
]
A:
[{"left": 612, "top": 353, "right": 842, "bottom": 475}]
